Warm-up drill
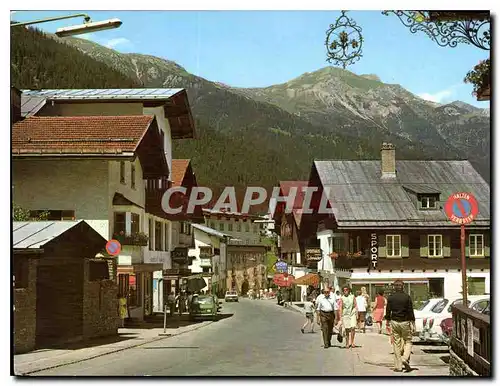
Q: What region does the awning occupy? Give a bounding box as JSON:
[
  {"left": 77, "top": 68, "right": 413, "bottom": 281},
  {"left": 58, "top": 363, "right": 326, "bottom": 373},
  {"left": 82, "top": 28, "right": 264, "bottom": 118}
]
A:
[
  {"left": 117, "top": 264, "right": 163, "bottom": 274},
  {"left": 294, "top": 273, "right": 320, "bottom": 286},
  {"left": 273, "top": 273, "right": 295, "bottom": 287}
]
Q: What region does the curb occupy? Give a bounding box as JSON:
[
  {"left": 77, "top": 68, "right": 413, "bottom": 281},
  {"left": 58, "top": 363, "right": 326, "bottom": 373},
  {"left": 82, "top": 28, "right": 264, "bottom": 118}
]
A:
[{"left": 16, "top": 320, "right": 214, "bottom": 376}]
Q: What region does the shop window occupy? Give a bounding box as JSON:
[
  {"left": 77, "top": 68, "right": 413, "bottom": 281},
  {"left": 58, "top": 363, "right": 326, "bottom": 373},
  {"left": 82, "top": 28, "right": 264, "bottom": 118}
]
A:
[
  {"left": 120, "top": 161, "right": 126, "bottom": 184},
  {"left": 386, "top": 235, "right": 402, "bottom": 257},
  {"left": 114, "top": 212, "right": 126, "bottom": 235},
  {"left": 468, "top": 277, "right": 486, "bottom": 295},
  {"left": 408, "top": 283, "right": 429, "bottom": 303},
  {"left": 118, "top": 274, "right": 129, "bottom": 298},
  {"left": 155, "top": 221, "right": 163, "bottom": 251},
  {"left": 89, "top": 260, "right": 110, "bottom": 281},
  {"left": 469, "top": 234, "right": 484, "bottom": 257},
  {"left": 428, "top": 235, "right": 443, "bottom": 257},
  {"left": 128, "top": 273, "right": 142, "bottom": 307},
  {"left": 149, "top": 218, "right": 154, "bottom": 251},
  {"left": 14, "top": 259, "right": 29, "bottom": 289},
  {"left": 131, "top": 213, "right": 140, "bottom": 234},
  {"left": 131, "top": 164, "right": 136, "bottom": 189}
]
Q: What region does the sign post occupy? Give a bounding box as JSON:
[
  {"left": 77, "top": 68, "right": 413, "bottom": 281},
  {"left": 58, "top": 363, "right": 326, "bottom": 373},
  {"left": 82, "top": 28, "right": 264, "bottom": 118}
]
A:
[{"left": 444, "top": 192, "right": 479, "bottom": 306}]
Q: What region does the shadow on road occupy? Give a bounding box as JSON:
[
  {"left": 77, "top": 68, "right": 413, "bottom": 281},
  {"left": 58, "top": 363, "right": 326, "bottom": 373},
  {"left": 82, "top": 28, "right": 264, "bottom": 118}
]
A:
[
  {"left": 124, "top": 312, "right": 234, "bottom": 329},
  {"left": 142, "top": 346, "right": 201, "bottom": 349},
  {"left": 36, "top": 333, "right": 140, "bottom": 351}
]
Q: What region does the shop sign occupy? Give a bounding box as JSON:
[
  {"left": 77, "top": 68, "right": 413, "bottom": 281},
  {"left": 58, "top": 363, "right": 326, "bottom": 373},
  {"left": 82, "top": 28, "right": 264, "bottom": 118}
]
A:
[
  {"left": 370, "top": 233, "right": 378, "bottom": 269},
  {"left": 172, "top": 247, "right": 189, "bottom": 264},
  {"left": 306, "top": 248, "right": 323, "bottom": 261},
  {"left": 200, "top": 246, "right": 213, "bottom": 259}
]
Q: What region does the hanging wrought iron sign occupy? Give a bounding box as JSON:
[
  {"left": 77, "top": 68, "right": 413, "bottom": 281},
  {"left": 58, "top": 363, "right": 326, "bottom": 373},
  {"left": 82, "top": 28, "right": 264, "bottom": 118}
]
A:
[
  {"left": 382, "top": 11, "right": 490, "bottom": 50},
  {"left": 325, "top": 10, "right": 364, "bottom": 69}
]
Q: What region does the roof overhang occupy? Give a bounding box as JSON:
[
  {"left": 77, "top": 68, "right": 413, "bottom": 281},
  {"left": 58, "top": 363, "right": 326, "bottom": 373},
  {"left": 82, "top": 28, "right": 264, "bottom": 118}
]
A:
[{"left": 163, "top": 89, "right": 196, "bottom": 140}]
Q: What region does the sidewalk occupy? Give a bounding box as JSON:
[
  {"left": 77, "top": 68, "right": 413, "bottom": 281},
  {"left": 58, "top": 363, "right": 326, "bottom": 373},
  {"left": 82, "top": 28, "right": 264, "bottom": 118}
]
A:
[{"left": 14, "top": 317, "right": 214, "bottom": 375}]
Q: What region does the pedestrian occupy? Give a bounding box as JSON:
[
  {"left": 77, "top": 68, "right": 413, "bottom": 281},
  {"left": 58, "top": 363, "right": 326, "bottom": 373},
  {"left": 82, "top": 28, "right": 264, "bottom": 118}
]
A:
[
  {"left": 167, "top": 291, "right": 176, "bottom": 316},
  {"left": 117, "top": 293, "right": 128, "bottom": 328},
  {"left": 373, "top": 290, "right": 387, "bottom": 334},
  {"left": 315, "top": 287, "right": 336, "bottom": 348},
  {"left": 384, "top": 280, "right": 416, "bottom": 372},
  {"left": 339, "top": 286, "right": 358, "bottom": 349},
  {"left": 333, "top": 290, "right": 342, "bottom": 332},
  {"left": 355, "top": 290, "right": 367, "bottom": 333},
  {"left": 301, "top": 297, "right": 316, "bottom": 334}
]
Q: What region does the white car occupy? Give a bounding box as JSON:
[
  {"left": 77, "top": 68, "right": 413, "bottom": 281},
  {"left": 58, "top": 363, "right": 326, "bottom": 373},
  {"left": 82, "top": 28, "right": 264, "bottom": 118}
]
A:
[
  {"left": 414, "top": 298, "right": 444, "bottom": 319},
  {"left": 224, "top": 291, "right": 239, "bottom": 302},
  {"left": 416, "top": 295, "right": 490, "bottom": 342}
]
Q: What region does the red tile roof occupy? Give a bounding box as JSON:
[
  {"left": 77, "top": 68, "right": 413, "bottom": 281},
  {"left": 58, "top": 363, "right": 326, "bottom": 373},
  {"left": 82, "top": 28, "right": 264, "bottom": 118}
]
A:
[
  {"left": 171, "top": 159, "right": 191, "bottom": 187},
  {"left": 12, "top": 115, "right": 154, "bottom": 155}
]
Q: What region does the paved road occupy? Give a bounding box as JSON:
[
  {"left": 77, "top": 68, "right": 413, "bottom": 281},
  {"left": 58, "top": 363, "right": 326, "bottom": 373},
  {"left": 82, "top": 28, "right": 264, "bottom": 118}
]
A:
[{"left": 32, "top": 299, "right": 446, "bottom": 376}]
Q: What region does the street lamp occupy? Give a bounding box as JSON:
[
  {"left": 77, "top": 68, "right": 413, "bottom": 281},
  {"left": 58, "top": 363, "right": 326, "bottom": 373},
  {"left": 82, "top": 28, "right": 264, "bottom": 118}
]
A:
[{"left": 10, "top": 13, "right": 122, "bottom": 37}]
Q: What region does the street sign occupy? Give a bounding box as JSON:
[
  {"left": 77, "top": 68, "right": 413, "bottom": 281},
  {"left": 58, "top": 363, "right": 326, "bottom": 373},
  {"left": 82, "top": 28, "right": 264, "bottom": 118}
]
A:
[
  {"left": 306, "top": 248, "right": 322, "bottom": 261},
  {"left": 444, "top": 192, "right": 479, "bottom": 225},
  {"left": 275, "top": 260, "right": 288, "bottom": 273},
  {"left": 106, "top": 239, "right": 121, "bottom": 256},
  {"left": 444, "top": 192, "right": 479, "bottom": 306}
]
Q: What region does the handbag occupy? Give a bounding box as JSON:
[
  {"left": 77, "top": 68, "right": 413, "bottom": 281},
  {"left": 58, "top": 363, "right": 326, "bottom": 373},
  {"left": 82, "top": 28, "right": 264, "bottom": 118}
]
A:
[
  {"left": 337, "top": 325, "right": 344, "bottom": 343},
  {"left": 365, "top": 315, "right": 373, "bottom": 326}
]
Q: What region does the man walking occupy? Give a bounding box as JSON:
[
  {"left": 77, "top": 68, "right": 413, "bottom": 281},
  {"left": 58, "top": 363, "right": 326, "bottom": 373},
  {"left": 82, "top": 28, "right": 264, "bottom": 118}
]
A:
[
  {"left": 385, "top": 280, "right": 416, "bottom": 372},
  {"left": 315, "top": 287, "right": 336, "bottom": 348}
]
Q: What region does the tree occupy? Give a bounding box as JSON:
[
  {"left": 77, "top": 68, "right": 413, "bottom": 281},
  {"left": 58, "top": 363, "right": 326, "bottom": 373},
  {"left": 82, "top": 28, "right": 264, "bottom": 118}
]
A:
[{"left": 13, "top": 203, "right": 49, "bottom": 221}]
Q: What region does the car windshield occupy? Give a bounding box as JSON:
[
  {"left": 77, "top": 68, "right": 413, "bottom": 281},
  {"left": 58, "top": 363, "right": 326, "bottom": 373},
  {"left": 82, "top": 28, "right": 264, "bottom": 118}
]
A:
[
  {"left": 195, "top": 296, "right": 214, "bottom": 304},
  {"left": 228, "top": 292, "right": 237, "bottom": 295},
  {"left": 447, "top": 299, "right": 470, "bottom": 313},
  {"left": 417, "top": 300, "right": 430, "bottom": 311},
  {"left": 431, "top": 299, "right": 449, "bottom": 313}
]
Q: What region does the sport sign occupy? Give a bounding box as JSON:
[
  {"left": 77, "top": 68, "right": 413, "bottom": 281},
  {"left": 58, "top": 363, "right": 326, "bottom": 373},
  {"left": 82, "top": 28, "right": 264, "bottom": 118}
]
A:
[
  {"left": 444, "top": 192, "right": 479, "bottom": 225},
  {"left": 106, "top": 239, "right": 121, "bottom": 256}
]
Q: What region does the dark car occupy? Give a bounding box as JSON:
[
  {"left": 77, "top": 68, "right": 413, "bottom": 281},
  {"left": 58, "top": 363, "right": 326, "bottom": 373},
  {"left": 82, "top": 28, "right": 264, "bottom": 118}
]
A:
[{"left": 189, "top": 295, "right": 222, "bottom": 320}]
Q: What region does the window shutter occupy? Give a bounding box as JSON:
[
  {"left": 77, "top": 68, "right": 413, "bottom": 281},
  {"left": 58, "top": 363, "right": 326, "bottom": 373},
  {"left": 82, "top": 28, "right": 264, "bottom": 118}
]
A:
[
  {"left": 484, "top": 232, "right": 490, "bottom": 257},
  {"left": 401, "top": 234, "right": 409, "bottom": 257},
  {"left": 443, "top": 234, "right": 451, "bottom": 257},
  {"left": 378, "top": 234, "right": 386, "bottom": 258},
  {"left": 420, "top": 234, "right": 428, "bottom": 257}
]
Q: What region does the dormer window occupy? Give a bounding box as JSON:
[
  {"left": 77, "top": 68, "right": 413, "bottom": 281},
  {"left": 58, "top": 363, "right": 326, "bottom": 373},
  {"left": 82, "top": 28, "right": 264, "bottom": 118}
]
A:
[{"left": 421, "top": 195, "right": 437, "bottom": 209}]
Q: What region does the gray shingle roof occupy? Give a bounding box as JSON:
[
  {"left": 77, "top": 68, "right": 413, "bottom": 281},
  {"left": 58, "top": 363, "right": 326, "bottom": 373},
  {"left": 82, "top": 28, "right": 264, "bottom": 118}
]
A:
[
  {"left": 13, "top": 220, "right": 86, "bottom": 249},
  {"left": 21, "top": 88, "right": 184, "bottom": 100},
  {"left": 192, "top": 223, "right": 231, "bottom": 239},
  {"left": 314, "top": 160, "right": 490, "bottom": 227}
]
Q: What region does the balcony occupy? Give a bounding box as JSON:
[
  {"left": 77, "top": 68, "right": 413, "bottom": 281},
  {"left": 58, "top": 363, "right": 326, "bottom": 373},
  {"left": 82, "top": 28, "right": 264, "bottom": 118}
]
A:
[
  {"left": 331, "top": 251, "right": 370, "bottom": 270},
  {"left": 200, "top": 258, "right": 212, "bottom": 268}
]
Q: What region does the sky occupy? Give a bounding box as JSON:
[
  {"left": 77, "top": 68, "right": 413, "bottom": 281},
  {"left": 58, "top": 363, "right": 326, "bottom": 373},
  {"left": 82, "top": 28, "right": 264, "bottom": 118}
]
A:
[{"left": 11, "top": 10, "right": 490, "bottom": 107}]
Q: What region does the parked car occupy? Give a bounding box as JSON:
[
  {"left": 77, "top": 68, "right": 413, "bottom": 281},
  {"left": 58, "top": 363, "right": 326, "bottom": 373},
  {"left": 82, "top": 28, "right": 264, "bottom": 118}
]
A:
[
  {"left": 414, "top": 298, "right": 444, "bottom": 319},
  {"left": 416, "top": 295, "right": 490, "bottom": 343},
  {"left": 225, "top": 291, "right": 239, "bottom": 302},
  {"left": 439, "top": 299, "right": 490, "bottom": 344},
  {"left": 189, "top": 295, "right": 221, "bottom": 320}
]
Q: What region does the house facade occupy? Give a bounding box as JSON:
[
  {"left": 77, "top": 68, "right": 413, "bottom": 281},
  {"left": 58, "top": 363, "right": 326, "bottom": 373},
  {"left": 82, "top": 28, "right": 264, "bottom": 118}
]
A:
[
  {"left": 308, "top": 143, "right": 490, "bottom": 301},
  {"left": 14, "top": 88, "right": 197, "bottom": 320},
  {"left": 188, "top": 224, "right": 229, "bottom": 296}
]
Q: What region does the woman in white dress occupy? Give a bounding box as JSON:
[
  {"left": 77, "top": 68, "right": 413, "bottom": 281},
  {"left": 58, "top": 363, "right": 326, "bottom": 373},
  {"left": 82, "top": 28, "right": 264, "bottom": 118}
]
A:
[{"left": 340, "top": 286, "right": 358, "bottom": 348}]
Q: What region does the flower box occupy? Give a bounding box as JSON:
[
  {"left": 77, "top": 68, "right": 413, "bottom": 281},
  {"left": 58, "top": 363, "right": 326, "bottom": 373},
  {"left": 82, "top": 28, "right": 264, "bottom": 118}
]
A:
[{"left": 113, "top": 232, "right": 149, "bottom": 246}]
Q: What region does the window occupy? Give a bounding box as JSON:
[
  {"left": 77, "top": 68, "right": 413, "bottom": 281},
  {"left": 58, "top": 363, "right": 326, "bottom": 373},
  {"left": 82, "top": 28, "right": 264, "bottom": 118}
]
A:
[
  {"left": 181, "top": 222, "right": 192, "bottom": 235},
  {"left": 131, "top": 164, "right": 136, "bottom": 189},
  {"left": 131, "top": 213, "right": 140, "bottom": 234},
  {"left": 236, "top": 222, "right": 242, "bottom": 232},
  {"left": 210, "top": 221, "right": 216, "bottom": 229},
  {"left": 202, "top": 267, "right": 210, "bottom": 274},
  {"left": 128, "top": 273, "right": 142, "bottom": 307},
  {"left": 333, "top": 237, "right": 345, "bottom": 253},
  {"left": 469, "top": 234, "right": 484, "bottom": 257},
  {"left": 228, "top": 223, "right": 233, "bottom": 232},
  {"left": 245, "top": 223, "right": 250, "bottom": 232},
  {"left": 219, "top": 222, "right": 224, "bottom": 231},
  {"left": 421, "top": 196, "right": 437, "bottom": 209},
  {"left": 386, "top": 235, "right": 402, "bottom": 257},
  {"left": 468, "top": 277, "right": 486, "bottom": 295},
  {"left": 114, "top": 212, "right": 126, "bottom": 235},
  {"left": 155, "top": 221, "right": 163, "bottom": 251},
  {"left": 428, "top": 235, "right": 443, "bottom": 257},
  {"left": 149, "top": 218, "right": 154, "bottom": 251},
  {"left": 120, "top": 161, "right": 125, "bottom": 184},
  {"left": 118, "top": 274, "right": 129, "bottom": 298},
  {"left": 164, "top": 224, "right": 169, "bottom": 251},
  {"left": 253, "top": 225, "right": 258, "bottom": 233}
]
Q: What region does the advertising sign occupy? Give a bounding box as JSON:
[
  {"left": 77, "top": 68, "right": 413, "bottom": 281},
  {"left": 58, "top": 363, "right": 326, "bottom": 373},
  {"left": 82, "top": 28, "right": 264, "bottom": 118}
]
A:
[{"left": 370, "top": 233, "right": 378, "bottom": 269}]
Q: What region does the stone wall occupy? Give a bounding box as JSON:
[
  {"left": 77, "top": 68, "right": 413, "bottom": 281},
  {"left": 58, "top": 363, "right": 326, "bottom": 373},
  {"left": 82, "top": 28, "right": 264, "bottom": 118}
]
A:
[
  {"left": 14, "top": 258, "right": 37, "bottom": 354},
  {"left": 449, "top": 349, "right": 478, "bottom": 376},
  {"left": 83, "top": 276, "right": 119, "bottom": 339}
]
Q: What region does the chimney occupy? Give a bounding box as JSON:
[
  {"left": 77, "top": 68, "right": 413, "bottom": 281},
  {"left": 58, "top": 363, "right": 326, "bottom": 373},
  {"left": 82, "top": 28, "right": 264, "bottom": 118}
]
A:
[{"left": 381, "top": 142, "right": 396, "bottom": 178}]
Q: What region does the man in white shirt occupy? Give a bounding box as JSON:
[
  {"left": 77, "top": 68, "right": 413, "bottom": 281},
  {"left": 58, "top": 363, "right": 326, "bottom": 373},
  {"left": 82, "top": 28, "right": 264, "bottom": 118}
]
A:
[
  {"left": 315, "top": 287, "right": 336, "bottom": 348},
  {"left": 355, "top": 290, "right": 368, "bottom": 333}
]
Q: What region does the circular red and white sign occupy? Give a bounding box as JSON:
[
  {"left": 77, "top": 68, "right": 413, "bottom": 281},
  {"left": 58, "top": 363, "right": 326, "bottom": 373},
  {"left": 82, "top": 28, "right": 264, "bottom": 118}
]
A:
[
  {"left": 444, "top": 192, "right": 479, "bottom": 225},
  {"left": 106, "top": 239, "right": 122, "bottom": 256}
]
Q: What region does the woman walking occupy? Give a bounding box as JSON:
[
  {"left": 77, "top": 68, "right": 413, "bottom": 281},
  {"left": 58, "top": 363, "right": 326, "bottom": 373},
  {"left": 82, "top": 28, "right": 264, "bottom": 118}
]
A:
[
  {"left": 340, "top": 286, "right": 358, "bottom": 349},
  {"left": 355, "top": 290, "right": 367, "bottom": 333},
  {"left": 373, "top": 290, "right": 387, "bottom": 334},
  {"left": 301, "top": 297, "right": 316, "bottom": 334},
  {"left": 117, "top": 293, "right": 128, "bottom": 328}
]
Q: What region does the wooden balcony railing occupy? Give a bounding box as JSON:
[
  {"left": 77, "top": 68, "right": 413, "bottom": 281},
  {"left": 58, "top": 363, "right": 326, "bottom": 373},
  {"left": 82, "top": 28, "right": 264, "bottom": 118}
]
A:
[{"left": 451, "top": 304, "right": 490, "bottom": 376}]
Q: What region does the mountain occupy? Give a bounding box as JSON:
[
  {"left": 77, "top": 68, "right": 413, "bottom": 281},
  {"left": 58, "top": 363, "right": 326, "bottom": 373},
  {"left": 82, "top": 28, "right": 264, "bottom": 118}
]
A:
[{"left": 10, "top": 27, "right": 490, "bottom": 212}]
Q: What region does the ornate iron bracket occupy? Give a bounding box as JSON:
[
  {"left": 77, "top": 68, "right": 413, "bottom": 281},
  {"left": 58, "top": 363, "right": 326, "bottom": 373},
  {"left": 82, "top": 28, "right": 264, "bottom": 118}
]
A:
[
  {"left": 325, "top": 10, "right": 364, "bottom": 68},
  {"left": 382, "top": 11, "right": 490, "bottom": 50}
]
